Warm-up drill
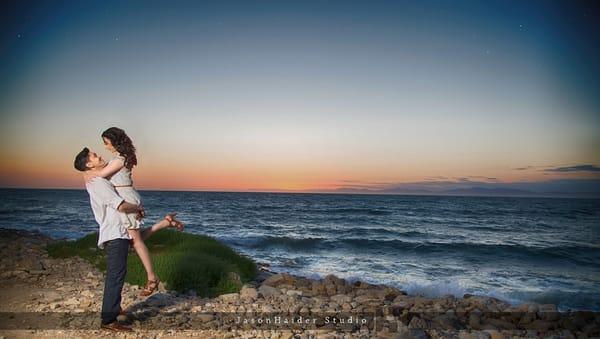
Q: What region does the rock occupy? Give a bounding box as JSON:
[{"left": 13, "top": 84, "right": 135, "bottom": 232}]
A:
[
  {"left": 483, "top": 318, "right": 515, "bottom": 331},
  {"left": 258, "top": 285, "right": 281, "bottom": 298},
  {"left": 16, "top": 257, "right": 44, "bottom": 271},
  {"left": 431, "top": 314, "right": 460, "bottom": 330},
  {"left": 530, "top": 319, "right": 554, "bottom": 332},
  {"left": 483, "top": 330, "right": 507, "bottom": 339},
  {"left": 382, "top": 287, "right": 403, "bottom": 301},
  {"left": 80, "top": 300, "right": 92, "bottom": 308},
  {"left": 219, "top": 293, "right": 239, "bottom": 302},
  {"left": 80, "top": 290, "right": 94, "bottom": 298},
  {"left": 255, "top": 270, "right": 275, "bottom": 284},
  {"left": 42, "top": 290, "right": 62, "bottom": 302},
  {"left": 408, "top": 316, "right": 428, "bottom": 329},
  {"left": 145, "top": 293, "right": 173, "bottom": 307},
  {"left": 459, "top": 331, "right": 491, "bottom": 339},
  {"left": 262, "top": 304, "right": 275, "bottom": 312},
  {"left": 325, "top": 284, "right": 337, "bottom": 297},
  {"left": 324, "top": 274, "right": 345, "bottom": 285},
  {"left": 240, "top": 286, "right": 258, "bottom": 300},
  {"left": 354, "top": 292, "right": 382, "bottom": 304},
  {"left": 262, "top": 273, "right": 295, "bottom": 287},
  {"left": 311, "top": 281, "right": 327, "bottom": 296},
  {"left": 197, "top": 314, "right": 214, "bottom": 322},
  {"left": 64, "top": 297, "right": 79, "bottom": 306},
  {"left": 286, "top": 289, "right": 303, "bottom": 297},
  {"left": 330, "top": 294, "right": 352, "bottom": 304},
  {"left": 405, "top": 329, "right": 430, "bottom": 339},
  {"left": 537, "top": 304, "right": 559, "bottom": 322},
  {"left": 516, "top": 302, "right": 539, "bottom": 313},
  {"left": 518, "top": 310, "right": 536, "bottom": 325},
  {"left": 353, "top": 280, "right": 372, "bottom": 289},
  {"left": 28, "top": 270, "right": 48, "bottom": 275},
  {"left": 469, "top": 311, "right": 482, "bottom": 330}
]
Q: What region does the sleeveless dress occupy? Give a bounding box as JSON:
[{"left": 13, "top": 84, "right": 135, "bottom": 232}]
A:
[{"left": 109, "top": 155, "right": 142, "bottom": 229}]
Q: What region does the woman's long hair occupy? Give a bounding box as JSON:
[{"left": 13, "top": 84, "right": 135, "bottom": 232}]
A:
[{"left": 101, "top": 127, "right": 137, "bottom": 170}]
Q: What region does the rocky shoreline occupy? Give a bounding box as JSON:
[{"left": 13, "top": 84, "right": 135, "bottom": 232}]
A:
[{"left": 0, "top": 228, "right": 598, "bottom": 338}]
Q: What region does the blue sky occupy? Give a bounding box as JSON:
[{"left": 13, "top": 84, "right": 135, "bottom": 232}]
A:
[{"left": 0, "top": 0, "right": 599, "bottom": 195}]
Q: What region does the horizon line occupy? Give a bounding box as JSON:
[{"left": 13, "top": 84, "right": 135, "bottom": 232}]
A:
[{"left": 1, "top": 185, "right": 599, "bottom": 200}]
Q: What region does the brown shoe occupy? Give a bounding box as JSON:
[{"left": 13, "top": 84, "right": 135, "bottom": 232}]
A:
[
  {"left": 165, "top": 213, "right": 185, "bottom": 231},
  {"left": 101, "top": 321, "right": 133, "bottom": 332},
  {"left": 139, "top": 278, "right": 160, "bottom": 297}
]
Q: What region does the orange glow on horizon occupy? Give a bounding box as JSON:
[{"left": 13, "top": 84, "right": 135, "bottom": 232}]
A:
[{"left": 0, "top": 153, "right": 596, "bottom": 192}]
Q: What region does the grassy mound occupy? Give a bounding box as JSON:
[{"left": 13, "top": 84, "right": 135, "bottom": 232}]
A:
[{"left": 47, "top": 230, "right": 257, "bottom": 297}]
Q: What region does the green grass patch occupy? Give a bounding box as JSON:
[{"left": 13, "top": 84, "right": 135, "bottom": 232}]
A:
[{"left": 47, "top": 230, "right": 257, "bottom": 297}]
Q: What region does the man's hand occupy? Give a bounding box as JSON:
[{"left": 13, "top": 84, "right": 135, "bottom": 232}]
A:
[
  {"left": 118, "top": 201, "right": 144, "bottom": 215},
  {"left": 135, "top": 204, "right": 145, "bottom": 221},
  {"left": 83, "top": 170, "right": 101, "bottom": 183}
]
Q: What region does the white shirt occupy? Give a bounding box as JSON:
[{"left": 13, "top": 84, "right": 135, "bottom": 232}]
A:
[{"left": 85, "top": 177, "right": 131, "bottom": 248}]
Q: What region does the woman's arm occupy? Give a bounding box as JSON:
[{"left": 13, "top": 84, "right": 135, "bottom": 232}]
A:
[{"left": 85, "top": 157, "right": 125, "bottom": 181}]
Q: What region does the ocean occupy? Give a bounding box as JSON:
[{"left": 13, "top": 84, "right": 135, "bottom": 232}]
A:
[{"left": 1, "top": 188, "right": 598, "bottom": 311}]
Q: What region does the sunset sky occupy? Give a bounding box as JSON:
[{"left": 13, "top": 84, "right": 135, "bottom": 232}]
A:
[{"left": 1, "top": 1, "right": 599, "bottom": 194}]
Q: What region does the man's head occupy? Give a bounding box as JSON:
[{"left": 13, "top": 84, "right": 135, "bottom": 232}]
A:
[{"left": 74, "top": 147, "right": 105, "bottom": 171}]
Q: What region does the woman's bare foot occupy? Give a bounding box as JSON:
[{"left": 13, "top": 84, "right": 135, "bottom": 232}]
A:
[{"left": 165, "top": 213, "right": 184, "bottom": 231}]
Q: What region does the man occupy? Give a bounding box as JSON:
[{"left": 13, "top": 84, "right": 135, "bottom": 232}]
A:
[{"left": 73, "top": 147, "right": 181, "bottom": 332}]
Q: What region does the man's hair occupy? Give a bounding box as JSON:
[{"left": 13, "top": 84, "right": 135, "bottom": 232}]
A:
[{"left": 74, "top": 147, "right": 90, "bottom": 172}]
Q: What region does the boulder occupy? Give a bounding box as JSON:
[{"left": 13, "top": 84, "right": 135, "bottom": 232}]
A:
[
  {"left": 408, "top": 316, "right": 428, "bottom": 329},
  {"left": 42, "top": 290, "right": 62, "bottom": 302},
  {"left": 262, "top": 273, "right": 295, "bottom": 287},
  {"left": 258, "top": 284, "right": 281, "bottom": 298},
  {"left": 219, "top": 293, "right": 239, "bottom": 302},
  {"left": 330, "top": 294, "right": 352, "bottom": 304},
  {"left": 240, "top": 286, "right": 258, "bottom": 300},
  {"left": 537, "top": 304, "right": 559, "bottom": 322},
  {"left": 311, "top": 280, "right": 327, "bottom": 296},
  {"left": 286, "top": 289, "right": 302, "bottom": 297}
]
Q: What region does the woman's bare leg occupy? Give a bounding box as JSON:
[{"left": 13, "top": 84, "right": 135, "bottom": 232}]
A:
[
  {"left": 127, "top": 229, "right": 157, "bottom": 282},
  {"left": 139, "top": 214, "right": 184, "bottom": 241},
  {"left": 139, "top": 219, "right": 171, "bottom": 241}
]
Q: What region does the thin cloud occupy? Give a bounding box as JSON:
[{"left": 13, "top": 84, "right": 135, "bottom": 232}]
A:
[
  {"left": 424, "top": 176, "right": 449, "bottom": 180},
  {"left": 513, "top": 165, "right": 552, "bottom": 171},
  {"left": 544, "top": 164, "right": 600, "bottom": 173},
  {"left": 465, "top": 176, "right": 498, "bottom": 181}
]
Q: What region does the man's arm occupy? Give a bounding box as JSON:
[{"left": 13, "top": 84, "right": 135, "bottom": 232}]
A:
[
  {"left": 88, "top": 177, "right": 144, "bottom": 217},
  {"left": 118, "top": 201, "right": 143, "bottom": 214}
]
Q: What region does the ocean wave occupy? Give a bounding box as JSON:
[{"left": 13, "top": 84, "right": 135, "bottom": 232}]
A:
[
  {"left": 225, "top": 235, "right": 600, "bottom": 266},
  {"left": 304, "top": 226, "right": 429, "bottom": 239},
  {"left": 397, "top": 281, "right": 600, "bottom": 311},
  {"left": 253, "top": 205, "right": 288, "bottom": 211},
  {"left": 224, "top": 235, "right": 330, "bottom": 250},
  {"left": 500, "top": 289, "right": 600, "bottom": 312},
  {"left": 0, "top": 208, "right": 45, "bottom": 215},
  {"left": 401, "top": 280, "right": 469, "bottom": 298},
  {"left": 307, "top": 207, "right": 393, "bottom": 216},
  {"left": 337, "top": 238, "right": 600, "bottom": 265}
]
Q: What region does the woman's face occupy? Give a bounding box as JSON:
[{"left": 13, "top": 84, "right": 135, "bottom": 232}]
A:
[{"left": 103, "top": 137, "right": 117, "bottom": 153}]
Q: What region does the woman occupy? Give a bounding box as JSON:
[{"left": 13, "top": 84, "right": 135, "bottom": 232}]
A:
[{"left": 84, "top": 127, "right": 183, "bottom": 297}]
